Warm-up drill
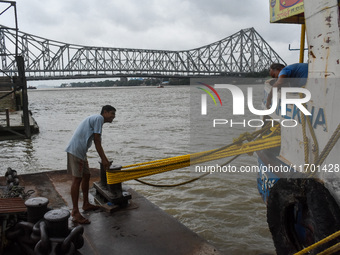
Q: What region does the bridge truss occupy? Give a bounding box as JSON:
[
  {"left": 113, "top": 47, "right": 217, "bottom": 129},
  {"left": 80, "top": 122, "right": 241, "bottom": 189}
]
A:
[{"left": 0, "top": 25, "right": 286, "bottom": 80}]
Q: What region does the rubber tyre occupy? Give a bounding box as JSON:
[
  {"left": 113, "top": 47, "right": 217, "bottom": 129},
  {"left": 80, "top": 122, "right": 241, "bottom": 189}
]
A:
[{"left": 267, "top": 178, "right": 340, "bottom": 255}]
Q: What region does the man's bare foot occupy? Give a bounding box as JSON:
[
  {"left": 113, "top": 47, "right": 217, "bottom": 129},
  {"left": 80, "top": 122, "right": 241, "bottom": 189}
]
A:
[
  {"left": 72, "top": 211, "right": 91, "bottom": 224},
  {"left": 82, "top": 203, "right": 100, "bottom": 212}
]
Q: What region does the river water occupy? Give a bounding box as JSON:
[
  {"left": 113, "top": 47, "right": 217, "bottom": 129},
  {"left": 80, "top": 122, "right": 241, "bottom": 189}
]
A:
[{"left": 0, "top": 85, "right": 275, "bottom": 254}]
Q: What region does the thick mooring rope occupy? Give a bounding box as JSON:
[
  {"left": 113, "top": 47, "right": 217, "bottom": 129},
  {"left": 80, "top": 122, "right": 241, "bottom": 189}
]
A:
[{"left": 106, "top": 124, "right": 281, "bottom": 185}]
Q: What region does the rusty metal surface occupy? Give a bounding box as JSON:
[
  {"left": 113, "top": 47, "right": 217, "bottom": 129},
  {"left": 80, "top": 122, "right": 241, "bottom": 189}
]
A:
[
  {"left": 0, "top": 197, "right": 26, "bottom": 214},
  {"left": 0, "top": 170, "right": 222, "bottom": 255}
]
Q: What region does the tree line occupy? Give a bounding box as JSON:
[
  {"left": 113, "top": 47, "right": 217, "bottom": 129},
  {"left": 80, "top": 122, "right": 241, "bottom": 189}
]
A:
[{"left": 60, "top": 77, "right": 190, "bottom": 88}]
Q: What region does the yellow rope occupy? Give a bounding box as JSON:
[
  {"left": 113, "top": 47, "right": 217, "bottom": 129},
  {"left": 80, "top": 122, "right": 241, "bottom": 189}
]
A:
[
  {"left": 307, "top": 113, "right": 319, "bottom": 161},
  {"left": 294, "top": 229, "right": 340, "bottom": 255},
  {"left": 293, "top": 123, "right": 340, "bottom": 253},
  {"left": 106, "top": 127, "right": 281, "bottom": 185},
  {"left": 309, "top": 123, "right": 340, "bottom": 177},
  {"left": 317, "top": 242, "right": 340, "bottom": 255},
  {"left": 300, "top": 109, "right": 309, "bottom": 167},
  {"left": 300, "top": 93, "right": 319, "bottom": 171},
  {"left": 314, "top": 123, "right": 340, "bottom": 167},
  {"left": 135, "top": 155, "right": 240, "bottom": 188}
]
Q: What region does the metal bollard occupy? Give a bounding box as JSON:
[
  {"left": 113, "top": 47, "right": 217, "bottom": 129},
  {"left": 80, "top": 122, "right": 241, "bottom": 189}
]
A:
[
  {"left": 93, "top": 162, "right": 131, "bottom": 206},
  {"left": 43, "top": 209, "right": 70, "bottom": 238},
  {"left": 103, "top": 163, "right": 123, "bottom": 197},
  {"left": 25, "top": 197, "right": 49, "bottom": 223}
]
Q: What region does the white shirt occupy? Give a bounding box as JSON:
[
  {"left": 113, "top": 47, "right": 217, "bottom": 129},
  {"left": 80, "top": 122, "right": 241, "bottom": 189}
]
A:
[{"left": 66, "top": 114, "right": 104, "bottom": 160}]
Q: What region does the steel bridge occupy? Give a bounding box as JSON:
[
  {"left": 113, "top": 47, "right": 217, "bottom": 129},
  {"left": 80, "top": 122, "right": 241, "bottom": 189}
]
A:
[{"left": 0, "top": 20, "right": 286, "bottom": 81}]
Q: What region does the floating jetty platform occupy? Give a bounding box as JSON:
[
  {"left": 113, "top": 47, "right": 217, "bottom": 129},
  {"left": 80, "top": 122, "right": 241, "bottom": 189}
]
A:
[
  {"left": 0, "top": 77, "right": 39, "bottom": 140},
  {"left": 0, "top": 168, "right": 222, "bottom": 255},
  {"left": 0, "top": 110, "right": 39, "bottom": 140}
]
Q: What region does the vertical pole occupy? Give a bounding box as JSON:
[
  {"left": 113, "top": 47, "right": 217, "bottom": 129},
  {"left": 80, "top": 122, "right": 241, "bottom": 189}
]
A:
[
  {"left": 299, "top": 24, "right": 306, "bottom": 63},
  {"left": 15, "top": 56, "right": 31, "bottom": 138},
  {"left": 22, "top": 76, "right": 30, "bottom": 138},
  {"left": 251, "top": 28, "right": 255, "bottom": 73},
  {"left": 240, "top": 30, "right": 243, "bottom": 73},
  {"left": 5, "top": 108, "right": 9, "bottom": 127},
  {"left": 13, "top": 2, "right": 18, "bottom": 58},
  {"left": 12, "top": 2, "right": 31, "bottom": 138}
]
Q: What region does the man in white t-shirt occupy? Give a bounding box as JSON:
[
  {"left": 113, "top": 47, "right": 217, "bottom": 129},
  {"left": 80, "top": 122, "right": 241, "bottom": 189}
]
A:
[{"left": 66, "top": 105, "right": 116, "bottom": 224}]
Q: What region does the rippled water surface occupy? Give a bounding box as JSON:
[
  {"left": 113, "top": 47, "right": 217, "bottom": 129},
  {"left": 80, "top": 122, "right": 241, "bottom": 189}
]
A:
[{"left": 0, "top": 85, "right": 275, "bottom": 254}]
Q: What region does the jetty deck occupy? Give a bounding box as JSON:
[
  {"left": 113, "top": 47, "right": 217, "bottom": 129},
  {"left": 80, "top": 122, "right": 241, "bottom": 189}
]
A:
[
  {"left": 0, "top": 169, "right": 222, "bottom": 255},
  {"left": 0, "top": 110, "right": 39, "bottom": 140},
  {"left": 0, "top": 76, "right": 39, "bottom": 140}
]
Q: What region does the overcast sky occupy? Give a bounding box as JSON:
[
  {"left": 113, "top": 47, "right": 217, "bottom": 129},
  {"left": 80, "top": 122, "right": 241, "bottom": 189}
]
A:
[{"left": 0, "top": 0, "right": 305, "bottom": 83}]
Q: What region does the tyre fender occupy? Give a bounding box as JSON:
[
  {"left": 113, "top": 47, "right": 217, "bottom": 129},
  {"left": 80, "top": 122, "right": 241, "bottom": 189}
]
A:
[{"left": 267, "top": 178, "right": 340, "bottom": 255}]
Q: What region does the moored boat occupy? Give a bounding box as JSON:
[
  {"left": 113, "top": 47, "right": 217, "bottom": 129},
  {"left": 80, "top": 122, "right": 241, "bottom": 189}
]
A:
[{"left": 257, "top": 1, "right": 340, "bottom": 254}]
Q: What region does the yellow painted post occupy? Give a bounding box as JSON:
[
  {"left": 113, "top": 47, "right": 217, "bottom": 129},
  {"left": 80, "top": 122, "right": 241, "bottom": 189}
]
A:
[{"left": 299, "top": 24, "right": 306, "bottom": 63}]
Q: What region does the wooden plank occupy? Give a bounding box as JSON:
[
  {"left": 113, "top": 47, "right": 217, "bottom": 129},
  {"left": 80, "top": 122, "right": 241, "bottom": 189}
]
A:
[{"left": 0, "top": 197, "right": 26, "bottom": 214}]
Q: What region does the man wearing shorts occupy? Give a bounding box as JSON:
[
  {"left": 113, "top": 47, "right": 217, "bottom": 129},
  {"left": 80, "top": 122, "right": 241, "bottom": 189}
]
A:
[{"left": 66, "top": 105, "right": 116, "bottom": 224}]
